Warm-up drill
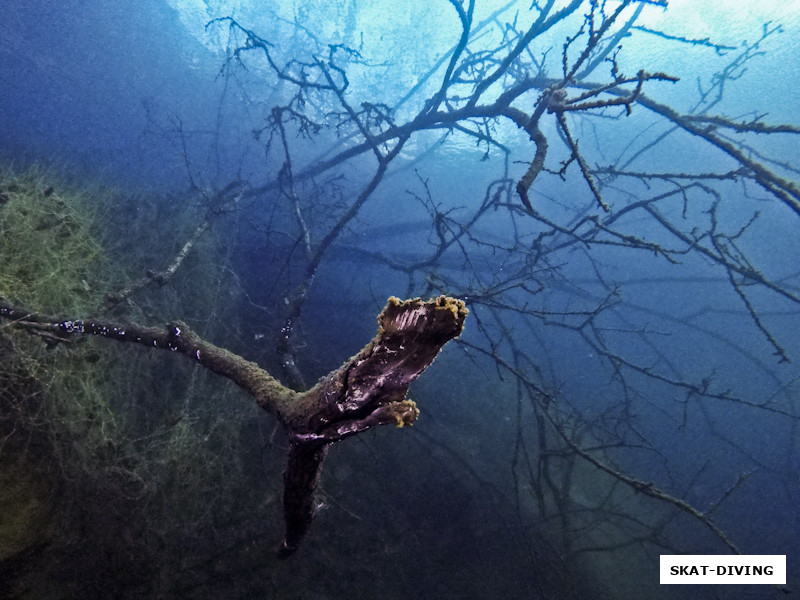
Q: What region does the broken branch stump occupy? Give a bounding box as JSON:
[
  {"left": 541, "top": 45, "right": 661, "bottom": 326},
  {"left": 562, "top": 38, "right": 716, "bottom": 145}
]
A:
[{"left": 0, "top": 295, "right": 468, "bottom": 556}]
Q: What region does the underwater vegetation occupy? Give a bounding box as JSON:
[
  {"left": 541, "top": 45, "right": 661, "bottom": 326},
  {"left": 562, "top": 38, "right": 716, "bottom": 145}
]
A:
[
  {"left": 0, "top": 166, "right": 108, "bottom": 313},
  {"left": 0, "top": 166, "right": 280, "bottom": 597},
  {"left": 0, "top": 166, "right": 124, "bottom": 479},
  {"left": 0, "top": 165, "right": 474, "bottom": 598},
  {"left": 1, "top": 1, "right": 800, "bottom": 599}
]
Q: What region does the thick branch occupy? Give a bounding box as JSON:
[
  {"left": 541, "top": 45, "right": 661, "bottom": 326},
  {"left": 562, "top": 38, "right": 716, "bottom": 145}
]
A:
[
  {"left": 0, "top": 299, "right": 297, "bottom": 415},
  {"left": 0, "top": 295, "right": 467, "bottom": 556},
  {"left": 282, "top": 296, "right": 467, "bottom": 436}
]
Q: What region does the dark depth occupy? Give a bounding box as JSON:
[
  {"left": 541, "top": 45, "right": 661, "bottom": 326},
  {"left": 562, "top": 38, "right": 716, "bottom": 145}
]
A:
[{"left": 1, "top": 1, "right": 798, "bottom": 599}]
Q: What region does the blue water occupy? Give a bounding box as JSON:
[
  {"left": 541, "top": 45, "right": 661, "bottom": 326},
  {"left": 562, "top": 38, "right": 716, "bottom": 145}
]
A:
[{"left": 1, "top": 1, "right": 799, "bottom": 598}]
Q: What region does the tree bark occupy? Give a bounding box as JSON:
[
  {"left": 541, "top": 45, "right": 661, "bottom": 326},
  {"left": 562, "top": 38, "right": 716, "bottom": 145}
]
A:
[{"left": 0, "top": 295, "right": 468, "bottom": 556}]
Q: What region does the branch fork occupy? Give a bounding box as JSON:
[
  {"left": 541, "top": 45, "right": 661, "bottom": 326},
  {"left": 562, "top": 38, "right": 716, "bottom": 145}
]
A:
[{"left": 1, "top": 295, "right": 467, "bottom": 557}]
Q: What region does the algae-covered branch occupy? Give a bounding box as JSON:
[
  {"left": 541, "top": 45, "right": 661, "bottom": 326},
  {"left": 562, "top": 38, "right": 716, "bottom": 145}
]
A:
[{"left": 0, "top": 295, "right": 467, "bottom": 555}]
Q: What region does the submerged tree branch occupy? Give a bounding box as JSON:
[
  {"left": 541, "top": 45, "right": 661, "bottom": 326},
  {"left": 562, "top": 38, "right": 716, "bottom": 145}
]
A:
[
  {"left": 194, "top": 2, "right": 799, "bottom": 567},
  {"left": 0, "top": 295, "right": 468, "bottom": 557},
  {"left": 105, "top": 220, "right": 210, "bottom": 307}
]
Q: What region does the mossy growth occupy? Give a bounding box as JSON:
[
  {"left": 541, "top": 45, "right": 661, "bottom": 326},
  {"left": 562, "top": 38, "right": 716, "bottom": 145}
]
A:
[
  {"left": 0, "top": 165, "right": 129, "bottom": 580},
  {"left": 0, "top": 164, "right": 276, "bottom": 593},
  {"left": 0, "top": 164, "right": 125, "bottom": 458},
  {"left": 0, "top": 164, "right": 114, "bottom": 314}
]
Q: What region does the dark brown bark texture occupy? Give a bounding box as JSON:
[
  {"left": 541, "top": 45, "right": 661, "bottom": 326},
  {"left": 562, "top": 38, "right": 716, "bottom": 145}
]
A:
[{"left": 0, "top": 295, "right": 467, "bottom": 555}]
